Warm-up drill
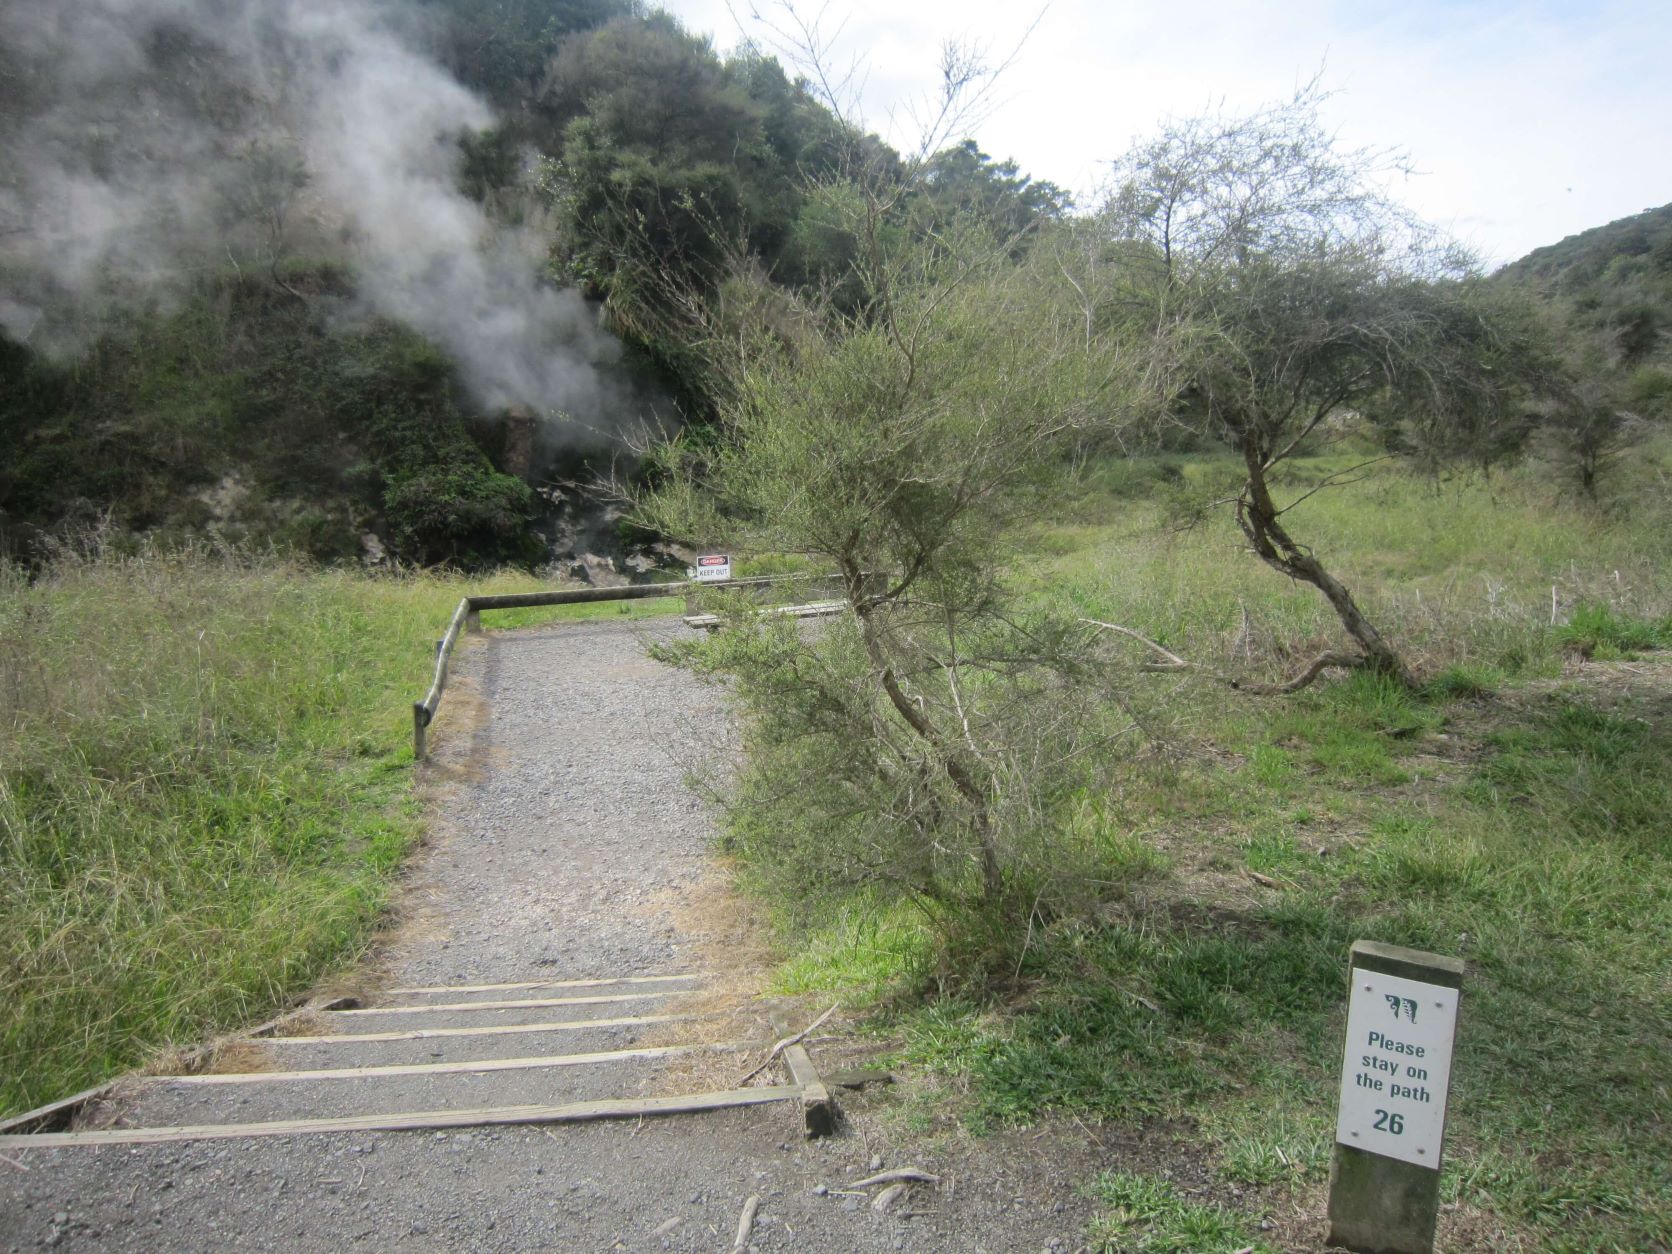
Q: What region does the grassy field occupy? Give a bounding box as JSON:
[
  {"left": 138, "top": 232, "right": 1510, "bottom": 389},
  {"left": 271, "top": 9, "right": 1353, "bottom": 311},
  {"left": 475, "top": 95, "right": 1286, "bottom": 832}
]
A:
[
  {"left": 770, "top": 448, "right": 1672, "bottom": 1252},
  {"left": 0, "top": 551, "right": 678, "bottom": 1117}
]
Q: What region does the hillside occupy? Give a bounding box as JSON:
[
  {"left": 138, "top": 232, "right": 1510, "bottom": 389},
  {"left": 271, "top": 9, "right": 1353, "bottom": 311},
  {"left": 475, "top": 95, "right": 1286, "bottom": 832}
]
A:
[
  {"left": 1498, "top": 201, "right": 1672, "bottom": 296},
  {"left": 1496, "top": 201, "right": 1672, "bottom": 395},
  {"left": 0, "top": 0, "right": 1061, "bottom": 569}
]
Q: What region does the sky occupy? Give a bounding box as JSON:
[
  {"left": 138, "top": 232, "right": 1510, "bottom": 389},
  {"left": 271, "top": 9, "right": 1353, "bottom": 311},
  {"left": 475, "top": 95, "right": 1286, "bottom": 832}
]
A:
[{"left": 658, "top": 0, "right": 1672, "bottom": 266}]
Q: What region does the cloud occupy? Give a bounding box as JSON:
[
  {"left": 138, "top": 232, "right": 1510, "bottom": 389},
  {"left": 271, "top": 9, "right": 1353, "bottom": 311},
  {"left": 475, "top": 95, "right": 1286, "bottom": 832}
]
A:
[{"left": 670, "top": 0, "right": 1672, "bottom": 261}]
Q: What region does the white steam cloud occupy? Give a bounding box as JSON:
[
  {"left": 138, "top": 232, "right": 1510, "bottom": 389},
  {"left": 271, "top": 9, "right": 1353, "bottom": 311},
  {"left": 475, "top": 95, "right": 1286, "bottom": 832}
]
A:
[{"left": 0, "top": 0, "right": 651, "bottom": 434}]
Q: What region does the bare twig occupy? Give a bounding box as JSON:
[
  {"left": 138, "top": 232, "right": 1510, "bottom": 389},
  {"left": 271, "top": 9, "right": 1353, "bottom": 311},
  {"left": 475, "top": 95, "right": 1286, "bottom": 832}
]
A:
[
  {"left": 732, "top": 1194, "right": 761, "bottom": 1251},
  {"left": 1232, "top": 598, "right": 1255, "bottom": 660},
  {"left": 1079, "top": 619, "right": 1190, "bottom": 670},
  {"left": 1082, "top": 619, "right": 1367, "bottom": 694},
  {"left": 737, "top": 1004, "right": 839, "bottom": 1085},
  {"left": 1230, "top": 650, "right": 1366, "bottom": 694},
  {"left": 1275, "top": 455, "right": 1393, "bottom": 516},
  {"left": 872, "top": 1183, "right": 908, "bottom": 1213},
  {"left": 851, "top": 1167, "right": 941, "bottom": 1188}
]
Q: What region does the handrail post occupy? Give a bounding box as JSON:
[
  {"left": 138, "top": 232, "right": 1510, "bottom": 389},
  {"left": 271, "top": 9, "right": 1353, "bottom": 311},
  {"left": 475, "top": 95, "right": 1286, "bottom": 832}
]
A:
[
  {"left": 465, "top": 606, "right": 482, "bottom": 634},
  {"left": 413, "top": 702, "right": 429, "bottom": 762}
]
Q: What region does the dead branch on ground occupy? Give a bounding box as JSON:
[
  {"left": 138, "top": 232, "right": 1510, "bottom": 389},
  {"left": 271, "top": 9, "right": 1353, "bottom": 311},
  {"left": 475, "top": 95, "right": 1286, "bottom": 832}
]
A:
[{"left": 1080, "top": 619, "right": 1369, "bottom": 694}]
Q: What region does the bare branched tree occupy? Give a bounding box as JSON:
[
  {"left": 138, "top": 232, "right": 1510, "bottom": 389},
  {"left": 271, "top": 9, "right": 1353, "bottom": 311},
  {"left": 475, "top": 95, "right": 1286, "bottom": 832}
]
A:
[
  {"left": 218, "top": 139, "right": 310, "bottom": 300},
  {"left": 1103, "top": 85, "right": 1546, "bottom": 688}
]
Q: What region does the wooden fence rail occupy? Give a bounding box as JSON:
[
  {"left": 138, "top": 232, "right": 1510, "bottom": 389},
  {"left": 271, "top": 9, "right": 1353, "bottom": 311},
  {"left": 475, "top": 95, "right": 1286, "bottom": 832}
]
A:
[{"left": 412, "top": 574, "right": 846, "bottom": 760}]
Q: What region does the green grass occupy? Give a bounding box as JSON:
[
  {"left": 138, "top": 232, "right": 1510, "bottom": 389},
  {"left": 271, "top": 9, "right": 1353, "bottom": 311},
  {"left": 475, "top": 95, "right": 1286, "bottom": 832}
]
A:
[
  {"left": 892, "top": 678, "right": 1670, "bottom": 1246},
  {"left": 0, "top": 550, "right": 620, "bottom": 1116},
  {"left": 1089, "top": 1171, "right": 1277, "bottom": 1253},
  {"left": 770, "top": 896, "right": 937, "bottom": 1004},
  {"left": 1025, "top": 449, "right": 1672, "bottom": 686},
  {"left": 1553, "top": 602, "right": 1672, "bottom": 658},
  {"left": 768, "top": 449, "right": 1672, "bottom": 1250}
]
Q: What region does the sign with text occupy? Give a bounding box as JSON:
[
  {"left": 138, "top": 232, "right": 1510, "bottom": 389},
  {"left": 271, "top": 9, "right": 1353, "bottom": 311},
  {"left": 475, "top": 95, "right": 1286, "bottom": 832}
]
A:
[
  {"left": 1335, "top": 966, "right": 1459, "bottom": 1169},
  {"left": 694, "top": 554, "right": 732, "bottom": 583}
]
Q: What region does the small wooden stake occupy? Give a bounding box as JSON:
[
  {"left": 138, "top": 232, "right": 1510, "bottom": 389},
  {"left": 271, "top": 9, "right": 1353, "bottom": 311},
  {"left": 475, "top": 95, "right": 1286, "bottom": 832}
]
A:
[
  {"left": 1327, "top": 941, "right": 1464, "bottom": 1254},
  {"left": 412, "top": 701, "right": 429, "bottom": 761},
  {"left": 782, "top": 1044, "right": 836, "bottom": 1138}
]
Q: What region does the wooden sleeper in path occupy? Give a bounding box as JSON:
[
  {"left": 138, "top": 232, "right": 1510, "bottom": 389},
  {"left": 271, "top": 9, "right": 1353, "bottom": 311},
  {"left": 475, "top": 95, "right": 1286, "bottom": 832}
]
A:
[
  {"left": 260, "top": 1012, "right": 707, "bottom": 1046},
  {"left": 384, "top": 973, "right": 703, "bottom": 997},
  {"left": 329, "top": 991, "right": 677, "bottom": 1016},
  {"left": 0, "top": 1087, "right": 806, "bottom": 1149},
  {"left": 157, "top": 1042, "right": 740, "bottom": 1086}
]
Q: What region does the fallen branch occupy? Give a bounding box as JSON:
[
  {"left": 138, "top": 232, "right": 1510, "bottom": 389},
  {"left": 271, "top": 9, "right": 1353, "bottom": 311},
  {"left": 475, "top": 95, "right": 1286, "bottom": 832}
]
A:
[
  {"left": 872, "top": 1182, "right": 908, "bottom": 1213},
  {"left": 1227, "top": 650, "right": 1367, "bottom": 695},
  {"left": 851, "top": 1167, "right": 940, "bottom": 1189},
  {"left": 732, "top": 1195, "right": 760, "bottom": 1251},
  {"left": 1079, "top": 619, "right": 1190, "bottom": 670},
  {"left": 1081, "top": 620, "right": 1369, "bottom": 695},
  {"left": 737, "top": 1003, "right": 839, "bottom": 1086}
]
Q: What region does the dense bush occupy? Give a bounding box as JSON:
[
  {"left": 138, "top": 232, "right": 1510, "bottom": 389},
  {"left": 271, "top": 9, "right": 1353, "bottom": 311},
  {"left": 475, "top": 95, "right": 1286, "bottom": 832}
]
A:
[{"left": 1, "top": 279, "right": 539, "bottom": 569}]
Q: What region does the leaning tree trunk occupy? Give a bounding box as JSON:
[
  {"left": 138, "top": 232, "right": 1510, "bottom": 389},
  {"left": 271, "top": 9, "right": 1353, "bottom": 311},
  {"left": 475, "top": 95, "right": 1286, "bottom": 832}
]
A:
[
  {"left": 842, "top": 558, "right": 1005, "bottom": 901},
  {"left": 1236, "top": 434, "right": 1419, "bottom": 689}
]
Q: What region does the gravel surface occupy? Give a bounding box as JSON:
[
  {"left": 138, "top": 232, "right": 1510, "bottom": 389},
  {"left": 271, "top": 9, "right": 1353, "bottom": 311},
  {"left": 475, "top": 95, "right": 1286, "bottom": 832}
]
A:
[{"left": 0, "top": 619, "right": 1102, "bottom": 1252}]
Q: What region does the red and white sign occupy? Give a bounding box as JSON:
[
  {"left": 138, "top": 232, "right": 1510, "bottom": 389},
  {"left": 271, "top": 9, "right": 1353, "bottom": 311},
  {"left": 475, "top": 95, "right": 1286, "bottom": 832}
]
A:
[{"left": 695, "top": 554, "right": 732, "bottom": 582}]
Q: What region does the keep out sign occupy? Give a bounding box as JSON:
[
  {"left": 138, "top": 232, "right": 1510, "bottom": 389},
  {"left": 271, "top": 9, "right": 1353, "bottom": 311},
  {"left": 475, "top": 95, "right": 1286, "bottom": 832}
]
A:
[
  {"left": 695, "top": 554, "right": 732, "bottom": 582},
  {"left": 1335, "top": 967, "right": 1460, "bottom": 1168}
]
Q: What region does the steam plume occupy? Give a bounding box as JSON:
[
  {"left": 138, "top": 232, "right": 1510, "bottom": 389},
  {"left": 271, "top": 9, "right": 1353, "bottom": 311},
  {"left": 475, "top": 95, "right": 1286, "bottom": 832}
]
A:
[{"left": 0, "top": 0, "right": 652, "bottom": 436}]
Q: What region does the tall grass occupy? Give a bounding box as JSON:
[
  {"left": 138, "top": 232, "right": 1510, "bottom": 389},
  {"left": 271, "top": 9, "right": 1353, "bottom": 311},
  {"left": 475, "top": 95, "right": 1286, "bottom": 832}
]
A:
[
  {"left": 1024, "top": 450, "right": 1672, "bottom": 685},
  {"left": 0, "top": 548, "right": 598, "bottom": 1116}
]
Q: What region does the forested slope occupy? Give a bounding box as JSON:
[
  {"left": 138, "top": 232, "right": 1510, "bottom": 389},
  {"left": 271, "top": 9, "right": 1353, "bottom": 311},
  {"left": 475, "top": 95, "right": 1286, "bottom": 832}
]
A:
[
  {"left": 0, "top": 0, "right": 1062, "bottom": 567},
  {"left": 1492, "top": 202, "right": 1672, "bottom": 491}
]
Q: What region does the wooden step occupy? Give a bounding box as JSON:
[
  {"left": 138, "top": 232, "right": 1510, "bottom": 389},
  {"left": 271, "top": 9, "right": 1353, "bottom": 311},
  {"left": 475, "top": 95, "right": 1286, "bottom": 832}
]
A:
[
  {"left": 158, "top": 1042, "right": 737, "bottom": 1086},
  {"left": 0, "top": 1086, "right": 804, "bottom": 1148}
]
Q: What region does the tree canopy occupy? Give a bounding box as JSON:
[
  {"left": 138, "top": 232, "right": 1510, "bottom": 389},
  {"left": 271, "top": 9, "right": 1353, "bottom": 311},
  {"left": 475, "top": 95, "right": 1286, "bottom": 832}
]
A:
[{"left": 1101, "top": 88, "right": 1552, "bottom": 685}]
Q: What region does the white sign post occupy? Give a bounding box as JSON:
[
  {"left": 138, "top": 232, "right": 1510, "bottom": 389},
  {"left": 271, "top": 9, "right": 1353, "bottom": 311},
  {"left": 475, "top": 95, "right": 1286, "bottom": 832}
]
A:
[
  {"left": 1327, "top": 941, "right": 1464, "bottom": 1254},
  {"left": 694, "top": 554, "right": 732, "bottom": 583}
]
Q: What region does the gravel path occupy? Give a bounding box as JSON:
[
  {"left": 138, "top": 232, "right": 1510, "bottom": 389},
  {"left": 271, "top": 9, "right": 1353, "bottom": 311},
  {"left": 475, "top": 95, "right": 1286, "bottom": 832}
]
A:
[{"left": 0, "top": 619, "right": 1099, "bottom": 1252}]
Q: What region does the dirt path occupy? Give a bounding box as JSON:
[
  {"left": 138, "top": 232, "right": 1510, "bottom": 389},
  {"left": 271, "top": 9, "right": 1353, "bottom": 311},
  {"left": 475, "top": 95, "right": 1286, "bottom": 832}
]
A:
[{"left": 1, "top": 619, "right": 1100, "bottom": 1252}]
